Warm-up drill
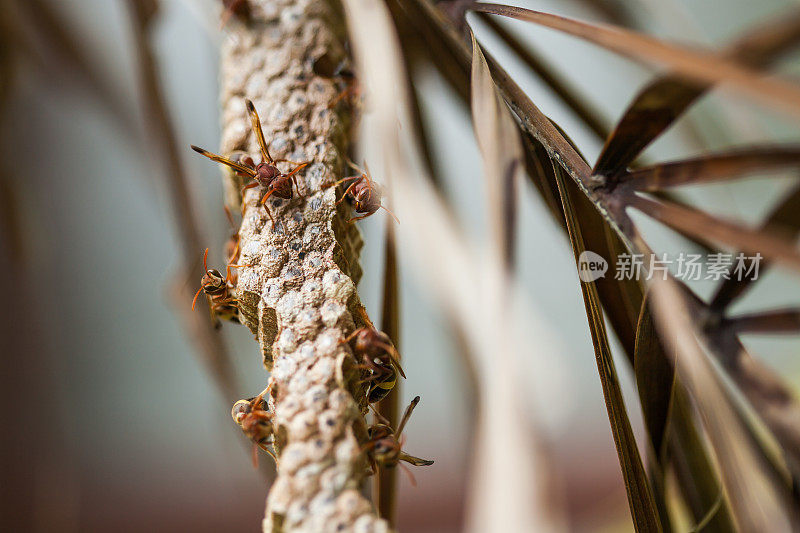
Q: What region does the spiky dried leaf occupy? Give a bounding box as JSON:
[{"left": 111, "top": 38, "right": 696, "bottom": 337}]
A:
[
  {"left": 628, "top": 195, "right": 800, "bottom": 271},
  {"left": 470, "top": 32, "right": 522, "bottom": 267},
  {"left": 649, "top": 278, "right": 799, "bottom": 531},
  {"left": 621, "top": 147, "right": 800, "bottom": 191},
  {"left": 633, "top": 293, "right": 675, "bottom": 463},
  {"left": 594, "top": 7, "right": 800, "bottom": 176},
  {"left": 711, "top": 183, "right": 800, "bottom": 309},
  {"left": 553, "top": 163, "right": 662, "bottom": 532}
]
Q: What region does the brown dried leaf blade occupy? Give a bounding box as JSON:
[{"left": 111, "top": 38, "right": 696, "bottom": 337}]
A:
[
  {"left": 376, "top": 221, "right": 401, "bottom": 525},
  {"left": 554, "top": 163, "right": 662, "bottom": 532},
  {"left": 633, "top": 292, "right": 675, "bottom": 463},
  {"left": 596, "top": 76, "right": 706, "bottom": 177},
  {"left": 472, "top": 3, "right": 800, "bottom": 119},
  {"left": 711, "top": 183, "right": 800, "bottom": 309},
  {"left": 724, "top": 309, "right": 800, "bottom": 335},
  {"left": 622, "top": 146, "right": 800, "bottom": 191},
  {"left": 470, "top": 33, "right": 521, "bottom": 267},
  {"left": 478, "top": 13, "right": 609, "bottom": 141},
  {"left": 628, "top": 195, "right": 800, "bottom": 271},
  {"left": 593, "top": 8, "right": 800, "bottom": 176}
]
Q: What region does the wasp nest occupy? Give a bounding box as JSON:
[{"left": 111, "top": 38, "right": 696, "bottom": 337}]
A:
[{"left": 218, "top": 0, "right": 388, "bottom": 531}]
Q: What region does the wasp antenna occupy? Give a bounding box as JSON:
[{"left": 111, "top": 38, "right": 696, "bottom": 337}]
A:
[
  {"left": 343, "top": 155, "right": 365, "bottom": 175},
  {"left": 338, "top": 181, "right": 360, "bottom": 207},
  {"left": 380, "top": 204, "right": 400, "bottom": 224},
  {"left": 202, "top": 248, "right": 210, "bottom": 272},
  {"left": 386, "top": 345, "right": 406, "bottom": 379},
  {"left": 285, "top": 162, "right": 309, "bottom": 178},
  {"left": 342, "top": 327, "right": 364, "bottom": 345},
  {"left": 363, "top": 160, "right": 373, "bottom": 181},
  {"left": 274, "top": 158, "right": 306, "bottom": 165},
  {"left": 252, "top": 388, "right": 268, "bottom": 406},
  {"left": 191, "top": 286, "right": 204, "bottom": 311},
  {"left": 356, "top": 305, "right": 372, "bottom": 326},
  {"left": 348, "top": 213, "right": 372, "bottom": 223},
  {"left": 373, "top": 341, "right": 405, "bottom": 378},
  {"left": 241, "top": 181, "right": 260, "bottom": 197},
  {"left": 325, "top": 175, "right": 362, "bottom": 190},
  {"left": 398, "top": 461, "right": 418, "bottom": 487}
]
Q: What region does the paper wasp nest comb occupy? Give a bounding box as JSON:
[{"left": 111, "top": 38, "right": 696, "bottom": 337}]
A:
[{"left": 217, "top": 0, "right": 388, "bottom": 531}]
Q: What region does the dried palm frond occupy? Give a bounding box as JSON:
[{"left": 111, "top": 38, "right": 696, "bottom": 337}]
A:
[{"left": 387, "top": 0, "right": 800, "bottom": 529}]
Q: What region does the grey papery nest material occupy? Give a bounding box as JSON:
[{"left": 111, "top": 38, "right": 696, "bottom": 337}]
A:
[{"left": 218, "top": 0, "right": 388, "bottom": 531}]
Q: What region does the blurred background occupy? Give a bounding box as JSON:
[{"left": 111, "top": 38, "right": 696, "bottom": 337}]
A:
[{"left": 2, "top": 0, "right": 799, "bottom": 531}]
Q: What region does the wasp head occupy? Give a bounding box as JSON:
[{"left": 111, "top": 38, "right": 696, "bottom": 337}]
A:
[
  {"left": 352, "top": 328, "right": 391, "bottom": 359},
  {"left": 201, "top": 269, "right": 227, "bottom": 295},
  {"left": 232, "top": 395, "right": 272, "bottom": 444},
  {"left": 231, "top": 399, "right": 252, "bottom": 426},
  {"left": 352, "top": 180, "right": 381, "bottom": 216},
  {"left": 367, "top": 424, "right": 401, "bottom": 466}
]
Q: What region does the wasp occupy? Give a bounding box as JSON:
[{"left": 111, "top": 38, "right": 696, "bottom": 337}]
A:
[
  {"left": 326, "top": 161, "right": 399, "bottom": 224},
  {"left": 365, "top": 396, "right": 433, "bottom": 482},
  {"left": 191, "top": 248, "right": 242, "bottom": 327},
  {"left": 191, "top": 99, "right": 308, "bottom": 228},
  {"left": 343, "top": 327, "right": 406, "bottom": 403},
  {"left": 231, "top": 387, "right": 276, "bottom": 466}
]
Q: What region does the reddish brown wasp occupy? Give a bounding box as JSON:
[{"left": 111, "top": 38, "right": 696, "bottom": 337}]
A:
[
  {"left": 343, "top": 327, "right": 406, "bottom": 403},
  {"left": 191, "top": 248, "right": 243, "bottom": 327},
  {"left": 326, "top": 161, "right": 398, "bottom": 224},
  {"left": 365, "top": 396, "right": 433, "bottom": 483},
  {"left": 231, "top": 387, "right": 276, "bottom": 466},
  {"left": 191, "top": 99, "right": 308, "bottom": 228}
]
